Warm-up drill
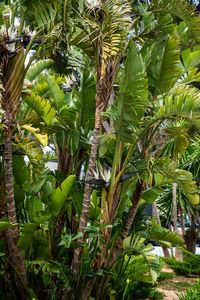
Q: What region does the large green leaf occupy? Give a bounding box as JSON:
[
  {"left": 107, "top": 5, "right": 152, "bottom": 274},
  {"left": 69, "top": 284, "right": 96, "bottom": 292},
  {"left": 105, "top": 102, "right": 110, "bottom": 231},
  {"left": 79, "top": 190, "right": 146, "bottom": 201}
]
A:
[
  {"left": 18, "top": 223, "right": 50, "bottom": 259},
  {"left": 142, "top": 186, "right": 164, "bottom": 204},
  {"left": 50, "top": 175, "right": 75, "bottom": 217},
  {"left": 149, "top": 34, "right": 182, "bottom": 95},
  {"left": 15, "top": 0, "right": 58, "bottom": 29},
  {"left": 182, "top": 48, "right": 200, "bottom": 71},
  {"left": 154, "top": 158, "right": 199, "bottom": 205},
  {"left": 113, "top": 41, "right": 148, "bottom": 143},
  {"left": 45, "top": 75, "right": 65, "bottom": 111},
  {"left": 142, "top": 221, "right": 184, "bottom": 246},
  {"left": 13, "top": 155, "right": 29, "bottom": 187},
  {"left": 25, "top": 93, "right": 57, "bottom": 126},
  {"left": 78, "top": 70, "right": 96, "bottom": 132},
  {"left": 152, "top": 0, "right": 200, "bottom": 42},
  {"left": 26, "top": 59, "right": 54, "bottom": 82},
  {"left": 0, "top": 219, "right": 13, "bottom": 231},
  {"left": 156, "top": 84, "right": 200, "bottom": 119}
]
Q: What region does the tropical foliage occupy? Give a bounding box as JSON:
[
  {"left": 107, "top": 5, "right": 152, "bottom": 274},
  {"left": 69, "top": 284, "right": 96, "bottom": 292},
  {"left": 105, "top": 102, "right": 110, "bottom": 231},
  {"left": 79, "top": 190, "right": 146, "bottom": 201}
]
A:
[{"left": 0, "top": 0, "right": 200, "bottom": 299}]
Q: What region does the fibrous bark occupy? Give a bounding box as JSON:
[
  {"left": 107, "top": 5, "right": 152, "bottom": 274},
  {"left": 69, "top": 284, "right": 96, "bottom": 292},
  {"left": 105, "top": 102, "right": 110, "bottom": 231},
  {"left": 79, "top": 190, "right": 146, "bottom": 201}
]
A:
[
  {"left": 72, "top": 42, "right": 117, "bottom": 275},
  {"left": 1, "top": 44, "right": 28, "bottom": 295},
  {"left": 4, "top": 128, "right": 28, "bottom": 294},
  {"left": 109, "top": 180, "right": 144, "bottom": 266}
]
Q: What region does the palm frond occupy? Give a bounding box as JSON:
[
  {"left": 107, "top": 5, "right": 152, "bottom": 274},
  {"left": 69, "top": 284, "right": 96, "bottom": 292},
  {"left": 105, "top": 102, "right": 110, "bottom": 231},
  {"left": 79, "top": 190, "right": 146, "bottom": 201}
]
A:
[
  {"left": 141, "top": 221, "right": 184, "bottom": 246},
  {"left": 163, "top": 123, "right": 190, "bottom": 156},
  {"left": 25, "top": 59, "right": 54, "bottom": 82},
  {"left": 25, "top": 93, "right": 57, "bottom": 126},
  {"left": 14, "top": 139, "right": 43, "bottom": 164},
  {"left": 72, "top": 0, "right": 131, "bottom": 63},
  {"left": 1, "top": 46, "right": 25, "bottom": 117},
  {"left": 154, "top": 84, "right": 200, "bottom": 121},
  {"left": 151, "top": 0, "right": 200, "bottom": 42},
  {"left": 101, "top": 0, "right": 131, "bottom": 61},
  {"left": 14, "top": 0, "right": 58, "bottom": 29},
  {"left": 153, "top": 158, "right": 199, "bottom": 205}
]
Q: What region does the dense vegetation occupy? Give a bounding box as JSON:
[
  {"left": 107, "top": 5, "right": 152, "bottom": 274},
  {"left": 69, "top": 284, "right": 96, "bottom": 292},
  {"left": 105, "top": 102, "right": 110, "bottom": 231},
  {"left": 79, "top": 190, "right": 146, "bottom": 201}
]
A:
[
  {"left": 0, "top": 0, "right": 200, "bottom": 299},
  {"left": 179, "top": 280, "right": 200, "bottom": 300}
]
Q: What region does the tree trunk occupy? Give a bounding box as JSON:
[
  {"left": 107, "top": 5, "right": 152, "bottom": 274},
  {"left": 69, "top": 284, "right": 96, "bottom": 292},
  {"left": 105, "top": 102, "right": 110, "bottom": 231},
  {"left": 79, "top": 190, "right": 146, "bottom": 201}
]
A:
[
  {"left": 153, "top": 202, "right": 170, "bottom": 257},
  {"left": 81, "top": 277, "right": 96, "bottom": 300},
  {"left": 4, "top": 128, "right": 28, "bottom": 296},
  {"left": 72, "top": 36, "right": 117, "bottom": 275},
  {"left": 184, "top": 215, "right": 198, "bottom": 254},
  {"left": 172, "top": 183, "right": 177, "bottom": 232},
  {"left": 72, "top": 104, "right": 103, "bottom": 274},
  {"left": 109, "top": 181, "right": 144, "bottom": 266},
  {"left": 179, "top": 205, "right": 185, "bottom": 236}
]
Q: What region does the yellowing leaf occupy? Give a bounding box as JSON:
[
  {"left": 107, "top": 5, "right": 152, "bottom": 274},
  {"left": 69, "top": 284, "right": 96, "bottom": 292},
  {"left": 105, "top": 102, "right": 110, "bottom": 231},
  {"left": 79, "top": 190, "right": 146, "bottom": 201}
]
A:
[
  {"left": 34, "top": 133, "right": 48, "bottom": 146},
  {"left": 21, "top": 125, "right": 48, "bottom": 146}
]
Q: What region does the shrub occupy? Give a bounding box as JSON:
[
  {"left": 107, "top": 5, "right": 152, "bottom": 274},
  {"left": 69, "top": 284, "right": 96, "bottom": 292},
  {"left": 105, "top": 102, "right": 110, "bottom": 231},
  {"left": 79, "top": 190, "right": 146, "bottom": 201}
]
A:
[{"left": 163, "top": 255, "right": 200, "bottom": 276}]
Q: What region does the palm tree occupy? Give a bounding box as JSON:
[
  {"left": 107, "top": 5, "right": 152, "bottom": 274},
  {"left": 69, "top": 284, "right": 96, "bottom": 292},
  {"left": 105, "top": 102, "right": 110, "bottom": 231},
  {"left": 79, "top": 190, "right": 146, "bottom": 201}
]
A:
[
  {"left": 72, "top": 0, "right": 132, "bottom": 276},
  {"left": 0, "top": 0, "right": 65, "bottom": 294}
]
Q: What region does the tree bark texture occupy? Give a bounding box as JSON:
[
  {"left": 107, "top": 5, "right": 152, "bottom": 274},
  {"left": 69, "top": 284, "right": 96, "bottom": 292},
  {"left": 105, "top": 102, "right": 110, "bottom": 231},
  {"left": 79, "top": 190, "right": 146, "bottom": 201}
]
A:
[
  {"left": 172, "top": 182, "right": 177, "bottom": 232},
  {"left": 0, "top": 45, "right": 28, "bottom": 294},
  {"left": 80, "top": 277, "right": 96, "bottom": 300},
  {"left": 72, "top": 47, "right": 117, "bottom": 274},
  {"left": 184, "top": 215, "right": 198, "bottom": 254},
  {"left": 4, "top": 129, "right": 28, "bottom": 290},
  {"left": 109, "top": 180, "right": 144, "bottom": 266},
  {"left": 153, "top": 202, "right": 170, "bottom": 257}
]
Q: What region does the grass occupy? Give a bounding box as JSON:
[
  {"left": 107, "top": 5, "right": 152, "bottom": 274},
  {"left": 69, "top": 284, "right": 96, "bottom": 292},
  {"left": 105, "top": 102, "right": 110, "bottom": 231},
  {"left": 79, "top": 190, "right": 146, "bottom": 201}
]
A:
[
  {"left": 179, "top": 280, "right": 200, "bottom": 300},
  {"left": 158, "top": 271, "right": 174, "bottom": 281},
  {"left": 157, "top": 267, "right": 198, "bottom": 299}
]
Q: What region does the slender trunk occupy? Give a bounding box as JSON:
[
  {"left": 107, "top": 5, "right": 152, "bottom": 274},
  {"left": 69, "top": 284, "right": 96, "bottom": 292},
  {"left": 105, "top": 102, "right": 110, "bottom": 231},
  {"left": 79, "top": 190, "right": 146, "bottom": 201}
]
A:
[
  {"left": 4, "top": 128, "right": 28, "bottom": 295},
  {"left": 172, "top": 183, "right": 177, "bottom": 232},
  {"left": 184, "top": 215, "right": 198, "bottom": 254},
  {"left": 153, "top": 202, "right": 170, "bottom": 257},
  {"left": 179, "top": 204, "right": 185, "bottom": 259},
  {"left": 0, "top": 161, "right": 14, "bottom": 296},
  {"left": 109, "top": 181, "right": 144, "bottom": 266},
  {"left": 180, "top": 206, "right": 185, "bottom": 236},
  {"left": 95, "top": 181, "right": 144, "bottom": 300},
  {"left": 72, "top": 106, "right": 102, "bottom": 274},
  {"left": 72, "top": 39, "right": 117, "bottom": 275},
  {"left": 81, "top": 277, "right": 96, "bottom": 300},
  {"left": 172, "top": 183, "right": 182, "bottom": 258}
]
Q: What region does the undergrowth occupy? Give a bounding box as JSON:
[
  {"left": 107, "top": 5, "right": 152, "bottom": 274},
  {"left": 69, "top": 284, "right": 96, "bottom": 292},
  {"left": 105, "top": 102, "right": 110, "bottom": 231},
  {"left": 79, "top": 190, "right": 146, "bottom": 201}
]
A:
[
  {"left": 163, "top": 254, "right": 200, "bottom": 276},
  {"left": 179, "top": 280, "right": 200, "bottom": 300}
]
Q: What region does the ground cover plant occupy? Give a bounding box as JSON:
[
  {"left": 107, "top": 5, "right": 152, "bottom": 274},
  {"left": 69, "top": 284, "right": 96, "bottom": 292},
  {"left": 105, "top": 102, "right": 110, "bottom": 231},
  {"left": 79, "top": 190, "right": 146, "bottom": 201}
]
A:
[
  {"left": 179, "top": 280, "right": 200, "bottom": 300},
  {"left": 163, "top": 254, "right": 200, "bottom": 276}
]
